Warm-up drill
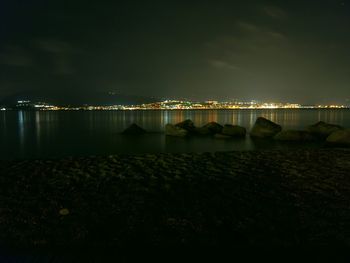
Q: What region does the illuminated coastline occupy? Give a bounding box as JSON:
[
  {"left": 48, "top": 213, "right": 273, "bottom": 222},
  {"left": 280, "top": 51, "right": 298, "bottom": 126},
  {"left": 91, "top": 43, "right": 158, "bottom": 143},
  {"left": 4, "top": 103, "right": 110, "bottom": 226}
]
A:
[{"left": 0, "top": 99, "right": 348, "bottom": 111}]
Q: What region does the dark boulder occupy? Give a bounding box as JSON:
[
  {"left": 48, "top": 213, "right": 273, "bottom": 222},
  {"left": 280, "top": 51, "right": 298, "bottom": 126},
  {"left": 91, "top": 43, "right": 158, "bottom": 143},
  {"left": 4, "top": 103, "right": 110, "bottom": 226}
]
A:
[
  {"left": 307, "top": 121, "right": 343, "bottom": 139},
  {"left": 122, "top": 123, "right": 146, "bottom": 135},
  {"left": 214, "top": 134, "right": 232, "bottom": 140},
  {"left": 250, "top": 117, "right": 282, "bottom": 138},
  {"left": 274, "top": 130, "right": 316, "bottom": 142},
  {"left": 196, "top": 122, "right": 223, "bottom": 135},
  {"left": 222, "top": 125, "right": 246, "bottom": 137},
  {"left": 165, "top": 124, "right": 188, "bottom": 137},
  {"left": 175, "top": 119, "right": 196, "bottom": 133},
  {"left": 326, "top": 129, "right": 350, "bottom": 146}
]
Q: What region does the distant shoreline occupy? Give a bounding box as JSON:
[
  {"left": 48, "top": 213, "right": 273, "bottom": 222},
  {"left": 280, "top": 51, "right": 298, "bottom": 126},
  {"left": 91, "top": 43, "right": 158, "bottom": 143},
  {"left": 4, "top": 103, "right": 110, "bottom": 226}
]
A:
[{"left": 1, "top": 107, "right": 350, "bottom": 112}]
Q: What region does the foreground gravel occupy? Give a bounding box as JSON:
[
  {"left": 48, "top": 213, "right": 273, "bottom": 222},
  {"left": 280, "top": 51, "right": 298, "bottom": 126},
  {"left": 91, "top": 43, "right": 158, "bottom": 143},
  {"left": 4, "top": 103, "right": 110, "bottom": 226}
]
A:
[{"left": 1, "top": 149, "right": 350, "bottom": 248}]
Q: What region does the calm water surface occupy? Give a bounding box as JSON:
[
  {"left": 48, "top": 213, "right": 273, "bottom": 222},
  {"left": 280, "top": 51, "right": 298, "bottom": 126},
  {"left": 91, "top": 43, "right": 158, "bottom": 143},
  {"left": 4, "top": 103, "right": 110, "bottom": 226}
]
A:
[{"left": 0, "top": 109, "right": 349, "bottom": 159}]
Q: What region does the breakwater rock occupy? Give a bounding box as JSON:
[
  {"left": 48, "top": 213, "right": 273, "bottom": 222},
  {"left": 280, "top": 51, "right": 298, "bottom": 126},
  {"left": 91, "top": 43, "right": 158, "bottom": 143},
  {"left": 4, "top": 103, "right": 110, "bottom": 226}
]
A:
[
  {"left": 196, "top": 122, "right": 223, "bottom": 135},
  {"left": 222, "top": 124, "right": 246, "bottom": 137},
  {"left": 307, "top": 121, "right": 343, "bottom": 138},
  {"left": 250, "top": 117, "right": 282, "bottom": 138},
  {"left": 274, "top": 130, "right": 316, "bottom": 142},
  {"left": 161, "top": 119, "right": 349, "bottom": 145},
  {"left": 175, "top": 119, "right": 197, "bottom": 134},
  {"left": 165, "top": 124, "right": 188, "bottom": 137},
  {"left": 326, "top": 129, "right": 350, "bottom": 146},
  {"left": 122, "top": 123, "right": 147, "bottom": 135}
]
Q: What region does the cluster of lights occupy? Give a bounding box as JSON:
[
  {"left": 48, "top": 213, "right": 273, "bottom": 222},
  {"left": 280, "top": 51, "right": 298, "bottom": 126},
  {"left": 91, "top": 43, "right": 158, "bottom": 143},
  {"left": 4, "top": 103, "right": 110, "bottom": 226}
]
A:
[
  {"left": 0, "top": 100, "right": 348, "bottom": 111},
  {"left": 132, "top": 100, "right": 304, "bottom": 110},
  {"left": 316, "top": 105, "right": 346, "bottom": 109}
]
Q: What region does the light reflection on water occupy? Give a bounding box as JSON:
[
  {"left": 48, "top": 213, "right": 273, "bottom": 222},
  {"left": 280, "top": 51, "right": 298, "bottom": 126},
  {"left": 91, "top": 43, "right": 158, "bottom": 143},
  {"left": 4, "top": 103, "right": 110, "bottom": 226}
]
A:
[{"left": 0, "top": 109, "right": 349, "bottom": 159}]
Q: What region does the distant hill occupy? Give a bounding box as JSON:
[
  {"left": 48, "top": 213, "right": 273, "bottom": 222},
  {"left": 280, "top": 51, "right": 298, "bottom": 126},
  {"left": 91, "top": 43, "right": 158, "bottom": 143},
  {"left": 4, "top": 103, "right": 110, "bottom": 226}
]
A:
[{"left": 0, "top": 90, "right": 160, "bottom": 107}]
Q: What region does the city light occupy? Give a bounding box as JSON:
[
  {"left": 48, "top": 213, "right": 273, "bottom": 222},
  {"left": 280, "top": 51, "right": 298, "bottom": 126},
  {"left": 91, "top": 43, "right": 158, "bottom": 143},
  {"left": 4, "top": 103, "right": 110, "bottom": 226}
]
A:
[{"left": 2, "top": 99, "right": 348, "bottom": 111}]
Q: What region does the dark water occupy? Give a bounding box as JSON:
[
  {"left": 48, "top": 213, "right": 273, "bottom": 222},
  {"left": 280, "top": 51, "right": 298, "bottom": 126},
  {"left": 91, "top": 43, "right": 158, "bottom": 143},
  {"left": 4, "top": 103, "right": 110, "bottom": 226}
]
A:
[{"left": 0, "top": 109, "right": 349, "bottom": 159}]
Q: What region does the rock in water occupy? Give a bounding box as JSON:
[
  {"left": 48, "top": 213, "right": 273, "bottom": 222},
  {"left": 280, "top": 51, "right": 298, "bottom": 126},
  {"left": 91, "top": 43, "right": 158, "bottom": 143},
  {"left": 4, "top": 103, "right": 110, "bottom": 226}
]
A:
[
  {"left": 175, "top": 119, "right": 196, "bottom": 133},
  {"left": 250, "top": 117, "right": 282, "bottom": 138},
  {"left": 222, "top": 125, "right": 246, "bottom": 137},
  {"left": 196, "top": 122, "right": 223, "bottom": 135},
  {"left": 214, "top": 134, "right": 232, "bottom": 139},
  {"left": 165, "top": 124, "right": 188, "bottom": 137},
  {"left": 307, "top": 121, "right": 343, "bottom": 139},
  {"left": 326, "top": 129, "right": 350, "bottom": 146},
  {"left": 122, "top": 123, "right": 147, "bottom": 135},
  {"left": 274, "top": 130, "right": 316, "bottom": 142}
]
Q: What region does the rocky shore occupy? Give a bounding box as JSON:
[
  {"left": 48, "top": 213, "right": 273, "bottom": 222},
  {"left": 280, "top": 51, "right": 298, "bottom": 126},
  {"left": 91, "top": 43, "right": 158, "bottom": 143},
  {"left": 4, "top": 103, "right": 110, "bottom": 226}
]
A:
[
  {"left": 1, "top": 149, "right": 350, "bottom": 248},
  {"left": 124, "top": 118, "right": 350, "bottom": 147}
]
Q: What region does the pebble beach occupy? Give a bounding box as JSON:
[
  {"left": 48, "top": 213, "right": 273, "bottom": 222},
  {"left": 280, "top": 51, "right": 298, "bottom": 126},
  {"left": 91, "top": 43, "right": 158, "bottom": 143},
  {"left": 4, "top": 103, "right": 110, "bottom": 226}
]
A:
[{"left": 1, "top": 149, "right": 350, "bottom": 248}]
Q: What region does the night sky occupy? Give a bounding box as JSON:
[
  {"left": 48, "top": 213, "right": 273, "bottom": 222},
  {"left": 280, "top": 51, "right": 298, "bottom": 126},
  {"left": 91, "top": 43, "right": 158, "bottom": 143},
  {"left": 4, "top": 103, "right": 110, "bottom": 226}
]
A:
[{"left": 1, "top": 0, "right": 350, "bottom": 104}]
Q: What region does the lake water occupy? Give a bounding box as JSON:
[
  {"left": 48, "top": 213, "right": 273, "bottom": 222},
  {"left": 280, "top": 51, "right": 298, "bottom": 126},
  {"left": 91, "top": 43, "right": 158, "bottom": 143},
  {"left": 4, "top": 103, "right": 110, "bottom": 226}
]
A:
[{"left": 0, "top": 109, "right": 349, "bottom": 159}]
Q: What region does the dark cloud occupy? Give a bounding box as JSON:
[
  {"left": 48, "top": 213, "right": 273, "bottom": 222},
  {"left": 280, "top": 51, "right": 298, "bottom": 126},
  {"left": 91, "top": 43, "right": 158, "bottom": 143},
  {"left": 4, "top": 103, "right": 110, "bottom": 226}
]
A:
[
  {"left": 0, "top": 46, "right": 33, "bottom": 67},
  {"left": 36, "top": 39, "right": 74, "bottom": 54},
  {"left": 0, "top": 0, "right": 350, "bottom": 104},
  {"left": 236, "top": 21, "right": 260, "bottom": 33},
  {"left": 262, "top": 6, "right": 288, "bottom": 19},
  {"left": 209, "top": 59, "right": 241, "bottom": 71},
  {"left": 35, "top": 39, "right": 79, "bottom": 75}
]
